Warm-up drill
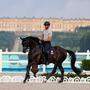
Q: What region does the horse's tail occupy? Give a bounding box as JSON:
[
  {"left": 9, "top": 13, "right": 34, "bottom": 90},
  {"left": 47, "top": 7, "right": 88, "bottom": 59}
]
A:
[{"left": 66, "top": 50, "right": 82, "bottom": 76}]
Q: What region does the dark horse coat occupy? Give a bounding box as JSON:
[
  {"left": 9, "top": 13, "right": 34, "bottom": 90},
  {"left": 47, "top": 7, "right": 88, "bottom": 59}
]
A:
[{"left": 20, "top": 36, "right": 82, "bottom": 83}]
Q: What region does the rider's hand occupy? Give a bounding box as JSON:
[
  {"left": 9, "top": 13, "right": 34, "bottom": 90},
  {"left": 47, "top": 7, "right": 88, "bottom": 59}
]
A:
[{"left": 39, "top": 40, "right": 42, "bottom": 44}]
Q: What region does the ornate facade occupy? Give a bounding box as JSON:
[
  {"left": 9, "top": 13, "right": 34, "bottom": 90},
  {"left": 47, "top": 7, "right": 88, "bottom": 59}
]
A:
[{"left": 0, "top": 18, "right": 90, "bottom": 32}]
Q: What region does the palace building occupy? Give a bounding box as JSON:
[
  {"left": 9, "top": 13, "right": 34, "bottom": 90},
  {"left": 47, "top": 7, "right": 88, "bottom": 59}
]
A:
[{"left": 0, "top": 18, "right": 90, "bottom": 32}]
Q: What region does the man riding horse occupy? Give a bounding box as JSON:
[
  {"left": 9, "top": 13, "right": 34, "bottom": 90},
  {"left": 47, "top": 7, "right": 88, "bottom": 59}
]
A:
[
  {"left": 41, "top": 21, "right": 52, "bottom": 64},
  {"left": 20, "top": 21, "right": 82, "bottom": 83}
]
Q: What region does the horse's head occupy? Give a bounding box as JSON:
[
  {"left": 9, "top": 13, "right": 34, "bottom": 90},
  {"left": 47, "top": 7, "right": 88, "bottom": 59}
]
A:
[
  {"left": 20, "top": 36, "right": 40, "bottom": 53},
  {"left": 20, "top": 37, "right": 30, "bottom": 53}
]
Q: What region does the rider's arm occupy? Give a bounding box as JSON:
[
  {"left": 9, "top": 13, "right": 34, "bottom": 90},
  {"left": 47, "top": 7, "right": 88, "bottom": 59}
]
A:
[
  {"left": 42, "top": 30, "right": 52, "bottom": 41},
  {"left": 47, "top": 35, "right": 52, "bottom": 41},
  {"left": 47, "top": 31, "right": 52, "bottom": 41}
]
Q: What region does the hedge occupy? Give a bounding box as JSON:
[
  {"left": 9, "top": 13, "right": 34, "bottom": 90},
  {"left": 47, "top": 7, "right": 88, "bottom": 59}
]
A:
[{"left": 81, "top": 59, "right": 90, "bottom": 70}]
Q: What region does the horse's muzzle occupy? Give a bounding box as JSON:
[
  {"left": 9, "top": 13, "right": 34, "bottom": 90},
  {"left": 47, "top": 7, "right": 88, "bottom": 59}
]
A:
[{"left": 23, "top": 47, "right": 28, "bottom": 53}]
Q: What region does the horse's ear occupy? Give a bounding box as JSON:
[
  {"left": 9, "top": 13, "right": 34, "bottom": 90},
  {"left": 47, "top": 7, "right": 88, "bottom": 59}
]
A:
[{"left": 20, "top": 37, "right": 23, "bottom": 40}]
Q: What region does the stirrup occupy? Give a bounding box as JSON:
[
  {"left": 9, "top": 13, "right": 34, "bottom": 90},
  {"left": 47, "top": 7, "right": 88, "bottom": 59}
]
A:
[{"left": 50, "top": 50, "right": 54, "bottom": 54}]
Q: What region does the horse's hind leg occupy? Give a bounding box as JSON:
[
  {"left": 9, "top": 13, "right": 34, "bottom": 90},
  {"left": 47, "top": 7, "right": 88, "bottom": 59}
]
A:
[
  {"left": 23, "top": 64, "right": 31, "bottom": 83},
  {"left": 58, "top": 64, "right": 64, "bottom": 83},
  {"left": 44, "top": 65, "right": 57, "bottom": 82},
  {"left": 49, "top": 65, "right": 57, "bottom": 76}
]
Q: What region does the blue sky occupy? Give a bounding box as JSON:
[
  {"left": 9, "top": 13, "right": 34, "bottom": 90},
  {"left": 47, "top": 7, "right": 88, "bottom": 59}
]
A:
[{"left": 0, "top": 0, "right": 90, "bottom": 18}]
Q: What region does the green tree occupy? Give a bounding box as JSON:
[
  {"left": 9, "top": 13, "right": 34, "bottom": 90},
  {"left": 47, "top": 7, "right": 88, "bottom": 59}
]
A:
[
  {"left": 0, "top": 31, "right": 16, "bottom": 51},
  {"left": 80, "top": 32, "right": 90, "bottom": 51}
]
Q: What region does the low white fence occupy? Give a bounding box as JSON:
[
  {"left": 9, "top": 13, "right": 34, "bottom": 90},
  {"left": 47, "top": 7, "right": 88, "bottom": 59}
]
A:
[
  {"left": 0, "top": 49, "right": 90, "bottom": 73},
  {"left": 75, "top": 50, "right": 90, "bottom": 60}
]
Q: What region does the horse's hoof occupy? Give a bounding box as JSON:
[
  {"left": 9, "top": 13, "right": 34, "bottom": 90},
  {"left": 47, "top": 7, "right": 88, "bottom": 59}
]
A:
[
  {"left": 58, "top": 80, "right": 63, "bottom": 83},
  {"left": 27, "top": 79, "right": 29, "bottom": 81},
  {"left": 42, "top": 79, "right": 47, "bottom": 83},
  {"left": 23, "top": 80, "right": 26, "bottom": 84},
  {"left": 27, "top": 77, "right": 30, "bottom": 81}
]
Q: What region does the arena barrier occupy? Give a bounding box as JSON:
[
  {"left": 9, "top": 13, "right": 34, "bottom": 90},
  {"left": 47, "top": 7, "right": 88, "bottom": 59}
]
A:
[
  {"left": 0, "top": 76, "right": 90, "bottom": 83},
  {"left": 0, "top": 49, "right": 90, "bottom": 83},
  {"left": 0, "top": 50, "right": 90, "bottom": 73}
]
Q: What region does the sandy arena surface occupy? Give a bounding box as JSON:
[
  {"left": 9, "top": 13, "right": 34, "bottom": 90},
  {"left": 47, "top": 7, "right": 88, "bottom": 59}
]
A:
[
  {"left": 0, "top": 73, "right": 90, "bottom": 90},
  {"left": 0, "top": 83, "right": 90, "bottom": 90}
]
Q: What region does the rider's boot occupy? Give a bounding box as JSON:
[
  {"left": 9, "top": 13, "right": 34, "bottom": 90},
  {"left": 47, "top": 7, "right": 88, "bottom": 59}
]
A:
[{"left": 44, "top": 53, "right": 49, "bottom": 65}]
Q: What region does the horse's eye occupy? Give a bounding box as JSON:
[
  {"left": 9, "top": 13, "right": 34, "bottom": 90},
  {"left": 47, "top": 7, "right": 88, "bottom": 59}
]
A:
[
  {"left": 22, "top": 41, "right": 28, "bottom": 47},
  {"left": 22, "top": 41, "right": 25, "bottom": 45}
]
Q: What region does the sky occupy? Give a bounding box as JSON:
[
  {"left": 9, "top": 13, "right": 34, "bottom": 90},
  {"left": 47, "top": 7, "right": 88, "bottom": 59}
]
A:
[{"left": 0, "top": 0, "right": 90, "bottom": 18}]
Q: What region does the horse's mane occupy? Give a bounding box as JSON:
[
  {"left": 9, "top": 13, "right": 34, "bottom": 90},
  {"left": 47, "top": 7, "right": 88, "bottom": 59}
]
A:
[{"left": 24, "top": 36, "right": 40, "bottom": 44}]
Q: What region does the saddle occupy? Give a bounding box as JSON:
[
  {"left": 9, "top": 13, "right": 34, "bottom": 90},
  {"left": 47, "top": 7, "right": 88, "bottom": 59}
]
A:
[
  {"left": 39, "top": 41, "right": 54, "bottom": 64},
  {"left": 43, "top": 47, "right": 55, "bottom": 64},
  {"left": 39, "top": 43, "right": 54, "bottom": 54}
]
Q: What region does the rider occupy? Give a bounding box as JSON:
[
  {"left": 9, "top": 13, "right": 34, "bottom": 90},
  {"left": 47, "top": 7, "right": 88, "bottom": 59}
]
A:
[{"left": 41, "top": 21, "right": 52, "bottom": 64}]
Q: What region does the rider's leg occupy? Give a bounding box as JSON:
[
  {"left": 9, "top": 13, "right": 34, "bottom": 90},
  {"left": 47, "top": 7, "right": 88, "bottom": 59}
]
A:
[
  {"left": 44, "top": 43, "right": 51, "bottom": 64},
  {"left": 44, "top": 52, "right": 48, "bottom": 64}
]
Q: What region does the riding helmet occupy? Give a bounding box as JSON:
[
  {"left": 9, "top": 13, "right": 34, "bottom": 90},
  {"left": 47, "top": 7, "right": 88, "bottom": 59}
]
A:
[{"left": 44, "top": 21, "right": 50, "bottom": 26}]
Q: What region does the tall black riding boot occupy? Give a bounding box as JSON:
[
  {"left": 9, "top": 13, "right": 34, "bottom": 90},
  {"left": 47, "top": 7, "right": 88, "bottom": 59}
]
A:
[{"left": 44, "top": 52, "right": 48, "bottom": 65}]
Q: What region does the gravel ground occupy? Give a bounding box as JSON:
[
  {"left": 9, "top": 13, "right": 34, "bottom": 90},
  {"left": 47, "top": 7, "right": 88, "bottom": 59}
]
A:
[
  {"left": 0, "top": 83, "right": 90, "bottom": 90},
  {"left": 0, "top": 73, "right": 90, "bottom": 90}
]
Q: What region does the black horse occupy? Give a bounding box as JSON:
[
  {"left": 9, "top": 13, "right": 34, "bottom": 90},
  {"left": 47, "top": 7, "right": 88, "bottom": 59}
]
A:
[{"left": 20, "top": 36, "right": 82, "bottom": 83}]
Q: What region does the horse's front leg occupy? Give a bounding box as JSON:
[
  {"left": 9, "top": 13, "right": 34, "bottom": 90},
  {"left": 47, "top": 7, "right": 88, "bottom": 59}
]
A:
[
  {"left": 23, "top": 53, "right": 32, "bottom": 83},
  {"left": 31, "top": 64, "right": 38, "bottom": 77},
  {"left": 23, "top": 64, "right": 31, "bottom": 83},
  {"left": 58, "top": 64, "right": 64, "bottom": 83}
]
